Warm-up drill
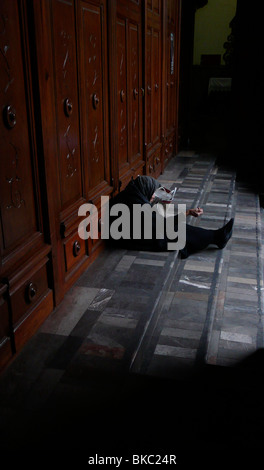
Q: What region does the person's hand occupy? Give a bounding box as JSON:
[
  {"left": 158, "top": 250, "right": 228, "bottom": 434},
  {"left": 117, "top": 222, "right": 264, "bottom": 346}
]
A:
[{"left": 187, "top": 207, "right": 203, "bottom": 217}]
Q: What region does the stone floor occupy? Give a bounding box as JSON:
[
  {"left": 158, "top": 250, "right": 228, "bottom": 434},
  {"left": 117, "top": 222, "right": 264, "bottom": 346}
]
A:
[{"left": 0, "top": 151, "right": 264, "bottom": 460}]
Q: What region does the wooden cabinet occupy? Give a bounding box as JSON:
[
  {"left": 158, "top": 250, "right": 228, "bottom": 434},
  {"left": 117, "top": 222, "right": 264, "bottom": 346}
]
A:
[
  {"left": 110, "top": 0, "right": 144, "bottom": 191},
  {"left": 144, "top": 0, "right": 162, "bottom": 178},
  {"left": 162, "top": 0, "right": 181, "bottom": 170},
  {"left": 0, "top": 0, "right": 53, "bottom": 369},
  {"left": 0, "top": 0, "right": 181, "bottom": 370},
  {"left": 33, "top": 0, "right": 112, "bottom": 304},
  {"left": 76, "top": 0, "right": 112, "bottom": 203},
  {"left": 145, "top": 0, "right": 181, "bottom": 176}
]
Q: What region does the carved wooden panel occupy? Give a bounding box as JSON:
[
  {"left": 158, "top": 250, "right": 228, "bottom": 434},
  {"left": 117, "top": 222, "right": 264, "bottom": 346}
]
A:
[
  {"left": 77, "top": 0, "right": 111, "bottom": 198},
  {"left": 0, "top": 0, "right": 39, "bottom": 255},
  {"left": 152, "top": 27, "right": 161, "bottom": 145},
  {"left": 167, "top": 0, "right": 176, "bottom": 25},
  {"left": 165, "top": 29, "right": 174, "bottom": 132},
  {"left": 153, "top": 0, "right": 161, "bottom": 16},
  {"left": 117, "top": 17, "right": 129, "bottom": 173},
  {"left": 145, "top": 27, "right": 152, "bottom": 147},
  {"left": 144, "top": 1, "right": 162, "bottom": 176},
  {"left": 116, "top": 4, "right": 143, "bottom": 185},
  {"left": 0, "top": 0, "right": 53, "bottom": 368},
  {"left": 129, "top": 21, "right": 143, "bottom": 164},
  {"left": 147, "top": 0, "right": 161, "bottom": 17},
  {"left": 117, "top": 0, "right": 141, "bottom": 15},
  {"left": 50, "top": 0, "right": 82, "bottom": 211},
  {"left": 147, "top": 0, "right": 152, "bottom": 10}
]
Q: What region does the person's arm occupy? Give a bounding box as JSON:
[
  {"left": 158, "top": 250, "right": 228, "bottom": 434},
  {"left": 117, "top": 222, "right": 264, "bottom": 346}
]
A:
[{"left": 186, "top": 207, "right": 203, "bottom": 217}]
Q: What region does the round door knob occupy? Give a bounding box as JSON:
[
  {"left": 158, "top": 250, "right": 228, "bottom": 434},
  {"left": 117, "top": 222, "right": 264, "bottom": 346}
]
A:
[
  {"left": 3, "top": 105, "right": 16, "bottom": 129},
  {"left": 64, "top": 98, "right": 73, "bottom": 117},
  {"left": 147, "top": 85, "right": 151, "bottom": 94},
  {"left": 26, "top": 282, "right": 38, "bottom": 303},
  {"left": 120, "top": 89, "right": 125, "bottom": 102},
  {"left": 92, "top": 94, "right": 100, "bottom": 109},
  {"left": 73, "top": 240, "right": 81, "bottom": 257},
  {"left": 133, "top": 88, "right": 138, "bottom": 99},
  {"left": 155, "top": 83, "right": 159, "bottom": 91}
]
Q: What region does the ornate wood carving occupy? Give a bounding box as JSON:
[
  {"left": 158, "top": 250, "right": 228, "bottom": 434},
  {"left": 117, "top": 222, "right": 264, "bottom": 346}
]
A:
[
  {"left": 50, "top": 0, "right": 82, "bottom": 208},
  {"left": 5, "top": 143, "right": 24, "bottom": 210},
  {"left": 0, "top": 0, "right": 53, "bottom": 369},
  {"left": 77, "top": 0, "right": 111, "bottom": 197},
  {"left": 117, "top": 18, "right": 128, "bottom": 170}
]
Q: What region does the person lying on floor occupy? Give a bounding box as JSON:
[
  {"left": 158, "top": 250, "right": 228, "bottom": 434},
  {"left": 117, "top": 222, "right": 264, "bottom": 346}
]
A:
[{"left": 108, "top": 175, "right": 234, "bottom": 259}]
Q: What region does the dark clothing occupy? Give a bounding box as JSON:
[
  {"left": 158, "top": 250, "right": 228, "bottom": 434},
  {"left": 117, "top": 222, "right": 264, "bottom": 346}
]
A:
[
  {"left": 181, "top": 224, "right": 216, "bottom": 258},
  {"left": 132, "top": 175, "right": 160, "bottom": 201},
  {"left": 110, "top": 176, "right": 160, "bottom": 208},
  {"left": 108, "top": 175, "right": 227, "bottom": 257},
  {"left": 110, "top": 178, "right": 154, "bottom": 209},
  {"left": 108, "top": 177, "right": 167, "bottom": 251}
]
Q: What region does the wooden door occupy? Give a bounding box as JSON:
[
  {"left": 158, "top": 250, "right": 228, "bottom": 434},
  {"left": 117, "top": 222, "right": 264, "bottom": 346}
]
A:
[
  {"left": 128, "top": 18, "right": 143, "bottom": 168},
  {"left": 116, "top": 0, "right": 144, "bottom": 190},
  {"left": 145, "top": 26, "right": 152, "bottom": 149},
  {"left": 116, "top": 15, "right": 129, "bottom": 181},
  {"left": 163, "top": 0, "right": 181, "bottom": 169},
  {"left": 76, "top": 0, "right": 112, "bottom": 254},
  {"left": 0, "top": 0, "right": 53, "bottom": 363},
  {"left": 152, "top": 27, "right": 161, "bottom": 147},
  {"left": 76, "top": 0, "right": 112, "bottom": 203},
  {"left": 33, "top": 0, "right": 112, "bottom": 303},
  {"left": 46, "top": 0, "right": 87, "bottom": 300},
  {"left": 144, "top": 0, "right": 162, "bottom": 178}
]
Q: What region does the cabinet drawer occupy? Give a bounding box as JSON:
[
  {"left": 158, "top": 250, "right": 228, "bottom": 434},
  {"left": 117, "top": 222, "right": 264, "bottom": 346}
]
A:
[
  {"left": 10, "top": 260, "right": 50, "bottom": 328},
  {"left": 64, "top": 231, "right": 86, "bottom": 272}
]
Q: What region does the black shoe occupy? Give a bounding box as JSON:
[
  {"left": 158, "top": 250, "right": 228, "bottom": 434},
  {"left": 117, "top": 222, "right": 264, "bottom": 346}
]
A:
[
  {"left": 180, "top": 246, "right": 189, "bottom": 259},
  {"left": 217, "top": 218, "right": 234, "bottom": 249}
]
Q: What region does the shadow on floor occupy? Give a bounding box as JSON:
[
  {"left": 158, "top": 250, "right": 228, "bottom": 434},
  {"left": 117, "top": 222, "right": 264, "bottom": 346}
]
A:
[{"left": 3, "top": 350, "right": 264, "bottom": 458}]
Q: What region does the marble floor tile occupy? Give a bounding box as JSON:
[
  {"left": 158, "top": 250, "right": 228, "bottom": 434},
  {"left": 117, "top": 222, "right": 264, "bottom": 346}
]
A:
[
  {"left": 173, "top": 291, "right": 209, "bottom": 302},
  {"left": 160, "top": 327, "right": 202, "bottom": 340},
  {"left": 133, "top": 258, "right": 166, "bottom": 267},
  {"left": 220, "top": 331, "right": 254, "bottom": 344},
  {"left": 184, "top": 264, "right": 216, "bottom": 273},
  {"left": 154, "top": 344, "right": 197, "bottom": 359},
  {"left": 115, "top": 255, "right": 136, "bottom": 272},
  {"left": 39, "top": 286, "right": 100, "bottom": 335},
  {"left": 95, "top": 312, "right": 138, "bottom": 329}
]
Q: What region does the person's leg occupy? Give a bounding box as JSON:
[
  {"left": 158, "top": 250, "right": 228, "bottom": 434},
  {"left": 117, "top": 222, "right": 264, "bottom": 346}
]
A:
[{"left": 180, "top": 218, "right": 234, "bottom": 259}]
